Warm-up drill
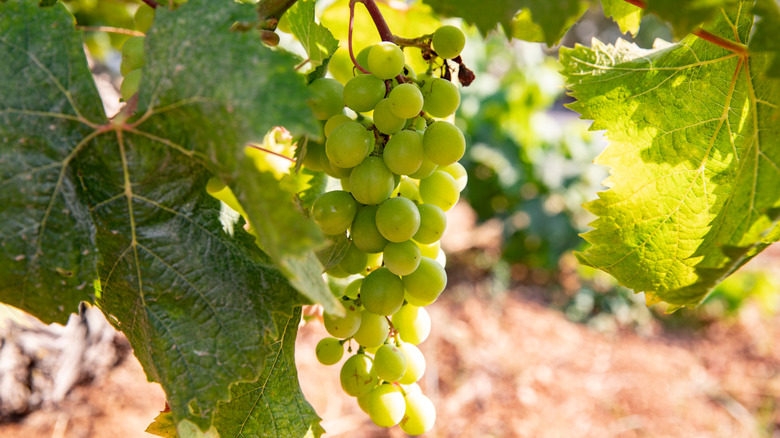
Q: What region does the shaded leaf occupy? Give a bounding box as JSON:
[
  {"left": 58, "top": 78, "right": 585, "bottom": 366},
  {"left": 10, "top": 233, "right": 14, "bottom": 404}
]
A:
[
  {"left": 561, "top": 1, "right": 780, "bottom": 306},
  {"left": 749, "top": 0, "right": 780, "bottom": 77},
  {"left": 644, "top": 0, "right": 739, "bottom": 38}
]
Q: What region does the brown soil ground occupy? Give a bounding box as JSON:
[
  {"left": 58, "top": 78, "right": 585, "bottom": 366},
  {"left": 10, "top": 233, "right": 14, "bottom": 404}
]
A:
[{"left": 1, "top": 205, "right": 779, "bottom": 438}]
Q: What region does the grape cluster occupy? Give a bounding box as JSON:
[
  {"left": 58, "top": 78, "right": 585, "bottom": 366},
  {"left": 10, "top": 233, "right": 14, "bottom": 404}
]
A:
[{"left": 306, "top": 26, "right": 467, "bottom": 435}]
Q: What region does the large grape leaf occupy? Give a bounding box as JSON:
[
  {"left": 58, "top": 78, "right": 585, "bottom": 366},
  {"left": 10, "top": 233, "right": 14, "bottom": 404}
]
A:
[
  {"left": 286, "top": 0, "right": 340, "bottom": 68},
  {"left": 561, "top": 1, "right": 780, "bottom": 307},
  {"left": 1, "top": 0, "right": 326, "bottom": 433},
  {"left": 644, "top": 0, "right": 739, "bottom": 38}
]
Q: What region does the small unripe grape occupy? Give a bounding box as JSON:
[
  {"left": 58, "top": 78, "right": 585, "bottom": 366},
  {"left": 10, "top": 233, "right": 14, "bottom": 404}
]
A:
[
  {"left": 432, "top": 25, "right": 465, "bottom": 59},
  {"left": 382, "top": 240, "right": 421, "bottom": 276},
  {"left": 344, "top": 277, "right": 363, "bottom": 299},
  {"left": 423, "top": 121, "right": 465, "bottom": 166},
  {"left": 120, "top": 36, "right": 145, "bottom": 76},
  {"left": 383, "top": 130, "right": 424, "bottom": 176},
  {"left": 419, "top": 170, "right": 459, "bottom": 211},
  {"left": 120, "top": 69, "right": 142, "bottom": 102},
  {"left": 408, "top": 154, "right": 437, "bottom": 179},
  {"left": 394, "top": 177, "right": 421, "bottom": 203},
  {"left": 414, "top": 203, "right": 447, "bottom": 244},
  {"left": 350, "top": 205, "right": 389, "bottom": 253},
  {"left": 323, "top": 299, "right": 362, "bottom": 338},
  {"left": 368, "top": 42, "right": 405, "bottom": 80},
  {"left": 324, "top": 114, "right": 353, "bottom": 137},
  {"left": 324, "top": 160, "right": 353, "bottom": 179},
  {"left": 375, "top": 197, "right": 421, "bottom": 243},
  {"left": 349, "top": 157, "right": 395, "bottom": 205},
  {"left": 400, "top": 392, "right": 436, "bottom": 435},
  {"left": 402, "top": 257, "right": 446, "bottom": 306},
  {"left": 373, "top": 98, "right": 406, "bottom": 135},
  {"left": 360, "top": 268, "right": 404, "bottom": 316},
  {"left": 355, "top": 45, "right": 374, "bottom": 72},
  {"left": 315, "top": 337, "right": 344, "bottom": 365},
  {"left": 325, "top": 122, "right": 373, "bottom": 168},
  {"left": 134, "top": 4, "right": 155, "bottom": 33},
  {"left": 415, "top": 240, "right": 440, "bottom": 259},
  {"left": 311, "top": 190, "right": 357, "bottom": 235},
  {"left": 302, "top": 141, "right": 328, "bottom": 172},
  {"left": 373, "top": 344, "right": 408, "bottom": 382},
  {"left": 439, "top": 162, "right": 468, "bottom": 192},
  {"left": 339, "top": 243, "right": 369, "bottom": 275},
  {"left": 365, "top": 384, "right": 406, "bottom": 427},
  {"left": 307, "top": 78, "right": 344, "bottom": 120},
  {"left": 340, "top": 354, "right": 379, "bottom": 397},
  {"left": 397, "top": 342, "right": 426, "bottom": 384},
  {"left": 421, "top": 77, "right": 460, "bottom": 118},
  {"left": 388, "top": 83, "right": 424, "bottom": 119},
  {"left": 392, "top": 304, "right": 431, "bottom": 345},
  {"left": 353, "top": 309, "right": 391, "bottom": 347},
  {"left": 343, "top": 74, "right": 386, "bottom": 113}
]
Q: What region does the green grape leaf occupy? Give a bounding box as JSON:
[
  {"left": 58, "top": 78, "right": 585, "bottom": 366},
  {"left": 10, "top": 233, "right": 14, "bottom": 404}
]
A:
[
  {"left": 422, "top": 0, "right": 522, "bottom": 36},
  {"left": 286, "top": 0, "right": 340, "bottom": 68},
  {"left": 2, "top": 0, "right": 329, "bottom": 434},
  {"left": 601, "top": 0, "right": 642, "bottom": 36},
  {"left": 146, "top": 411, "right": 178, "bottom": 438},
  {"left": 516, "top": 0, "right": 589, "bottom": 45},
  {"left": 212, "top": 308, "right": 324, "bottom": 438},
  {"left": 0, "top": 0, "right": 103, "bottom": 324},
  {"left": 750, "top": 0, "right": 780, "bottom": 77},
  {"left": 644, "top": 0, "right": 739, "bottom": 38},
  {"left": 561, "top": 1, "right": 780, "bottom": 307}
]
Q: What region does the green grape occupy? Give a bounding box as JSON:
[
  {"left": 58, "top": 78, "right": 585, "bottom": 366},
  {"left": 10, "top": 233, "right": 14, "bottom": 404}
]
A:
[
  {"left": 326, "top": 263, "right": 351, "bottom": 278},
  {"left": 366, "top": 251, "right": 384, "bottom": 273},
  {"left": 415, "top": 240, "right": 440, "bottom": 260},
  {"left": 339, "top": 177, "right": 351, "bottom": 192},
  {"left": 401, "top": 382, "right": 422, "bottom": 396},
  {"left": 388, "top": 83, "right": 424, "bottom": 119},
  {"left": 353, "top": 309, "right": 390, "bottom": 348},
  {"left": 360, "top": 268, "right": 404, "bottom": 316},
  {"left": 383, "top": 130, "right": 423, "bottom": 176},
  {"left": 434, "top": 249, "right": 447, "bottom": 268},
  {"left": 311, "top": 190, "right": 357, "bottom": 235},
  {"left": 307, "top": 78, "right": 344, "bottom": 120},
  {"left": 120, "top": 69, "right": 142, "bottom": 102},
  {"left": 392, "top": 304, "right": 431, "bottom": 345},
  {"left": 343, "top": 74, "right": 386, "bottom": 113},
  {"left": 325, "top": 122, "right": 373, "bottom": 168},
  {"left": 302, "top": 141, "right": 328, "bottom": 172},
  {"left": 350, "top": 205, "right": 389, "bottom": 253},
  {"left": 397, "top": 342, "right": 426, "bottom": 384},
  {"left": 421, "top": 77, "right": 460, "bottom": 118},
  {"left": 315, "top": 337, "right": 344, "bottom": 365},
  {"left": 402, "top": 257, "right": 446, "bottom": 307},
  {"left": 365, "top": 383, "right": 406, "bottom": 427},
  {"left": 383, "top": 240, "right": 421, "bottom": 276},
  {"left": 120, "top": 36, "right": 145, "bottom": 76},
  {"left": 439, "top": 162, "right": 468, "bottom": 192},
  {"left": 375, "top": 197, "right": 421, "bottom": 243},
  {"left": 324, "top": 160, "right": 353, "bottom": 179},
  {"left": 400, "top": 392, "right": 436, "bottom": 435},
  {"left": 323, "top": 299, "right": 362, "bottom": 338},
  {"left": 408, "top": 154, "right": 437, "bottom": 179},
  {"left": 339, "top": 243, "right": 368, "bottom": 275},
  {"left": 368, "top": 41, "right": 405, "bottom": 80},
  {"left": 394, "top": 177, "right": 421, "bottom": 203},
  {"left": 432, "top": 24, "right": 465, "bottom": 59},
  {"left": 324, "top": 114, "right": 353, "bottom": 137},
  {"left": 355, "top": 45, "right": 374, "bottom": 72},
  {"left": 423, "top": 121, "right": 465, "bottom": 166},
  {"left": 340, "top": 354, "right": 379, "bottom": 397},
  {"left": 205, "top": 177, "right": 226, "bottom": 194},
  {"left": 413, "top": 203, "right": 447, "bottom": 244},
  {"left": 373, "top": 98, "right": 406, "bottom": 135},
  {"left": 418, "top": 170, "right": 459, "bottom": 211},
  {"left": 344, "top": 277, "right": 363, "bottom": 299},
  {"left": 349, "top": 157, "right": 395, "bottom": 205},
  {"left": 357, "top": 391, "right": 372, "bottom": 413},
  {"left": 134, "top": 4, "right": 155, "bottom": 33},
  {"left": 373, "top": 343, "right": 408, "bottom": 382}
]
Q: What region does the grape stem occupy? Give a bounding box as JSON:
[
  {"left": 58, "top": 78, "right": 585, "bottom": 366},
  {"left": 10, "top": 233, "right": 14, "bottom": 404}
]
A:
[
  {"left": 77, "top": 26, "right": 145, "bottom": 37},
  {"left": 348, "top": 0, "right": 371, "bottom": 74},
  {"left": 348, "top": 0, "right": 412, "bottom": 83},
  {"left": 140, "top": 0, "right": 159, "bottom": 9},
  {"left": 620, "top": 0, "right": 748, "bottom": 54},
  {"left": 246, "top": 143, "right": 296, "bottom": 162}
]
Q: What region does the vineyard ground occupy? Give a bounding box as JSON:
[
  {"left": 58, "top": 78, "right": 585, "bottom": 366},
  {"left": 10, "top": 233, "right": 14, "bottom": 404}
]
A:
[{"left": 0, "top": 204, "right": 778, "bottom": 438}]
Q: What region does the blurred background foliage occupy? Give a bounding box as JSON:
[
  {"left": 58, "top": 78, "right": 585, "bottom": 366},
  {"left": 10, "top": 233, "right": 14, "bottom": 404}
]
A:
[{"left": 63, "top": 0, "right": 779, "bottom": 334}]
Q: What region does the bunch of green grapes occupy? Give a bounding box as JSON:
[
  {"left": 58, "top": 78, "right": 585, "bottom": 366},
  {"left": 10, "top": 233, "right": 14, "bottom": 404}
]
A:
[{"left": 305, "top": 25, "right": 467, "bottom": 435}]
